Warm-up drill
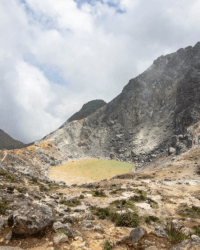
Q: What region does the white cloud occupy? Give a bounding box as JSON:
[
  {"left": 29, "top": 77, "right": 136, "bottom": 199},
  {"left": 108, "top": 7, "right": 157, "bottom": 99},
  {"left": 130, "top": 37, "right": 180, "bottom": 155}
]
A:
[{"left": 0, "top": 0, "right": 200, "bottom": 143}]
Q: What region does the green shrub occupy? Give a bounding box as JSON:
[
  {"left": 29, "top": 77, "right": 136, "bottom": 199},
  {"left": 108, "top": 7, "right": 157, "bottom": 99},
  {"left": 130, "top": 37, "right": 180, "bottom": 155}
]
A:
[
  {"left": 39, "top": 184, "right": 48, "bottom": 192},
  {"left": 145, "top": 216, "right": 151, "bottom": 224},
  {"left": 165, "top": 221, "right": 191, "bottom": 242},
  {"left": 91, "top": 207, "right": 140, "bottom": 227},
  {"left": 48, "top": 183, "right": 59, "bottom": 191},
  {"left": 179, "top": 205, "right": 200, "bottom": 218},
  {"left": 0, "top": 199, "right": 8, "bottom": 215},
  {"left": 109, "top": 199, "right": 136, "bottom": 212},
  {"left": 115, "top": 212, "right": 140, "bottom": 227},
  {"left": 59, "top": 199, "right": 81, "bottom": 207},
  {"left": 193, "top": 225, "right": 200, "bottom": 237},
  {"left": 0, "top": 171, "right": 17, "bottom": 183},
  {"left": 91, "top": 207, "right": 110, "bottom": 219},
  {"left": 131, "top": 189, "right": 147, "bottom": 202},
  {"left": 79, "top": 194, "right": 84, "bottom": 199},
  {"left": 103, "top": 240, "right": 112, "bottom": 250},
  {"left": 145, "top": 215, "right": 161, "bottom": 223},
  {"left": 15, "top": 186, "right": 27, "bottom": 193},
  {"left": 30, "top": 177, "right": 38, "bottom": 184},
  {"left": 92, "top": 190, "right": 107, "bottom": 197}
]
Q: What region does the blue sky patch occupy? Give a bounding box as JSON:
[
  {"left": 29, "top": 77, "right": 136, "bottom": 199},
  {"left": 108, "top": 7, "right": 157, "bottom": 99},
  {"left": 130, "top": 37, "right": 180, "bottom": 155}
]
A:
[
  {"left": 23, "top": 53, "right": 68, "bottom": 86},
  {"left": 74, "top": 0, "right": 125, "bottom": 13}
]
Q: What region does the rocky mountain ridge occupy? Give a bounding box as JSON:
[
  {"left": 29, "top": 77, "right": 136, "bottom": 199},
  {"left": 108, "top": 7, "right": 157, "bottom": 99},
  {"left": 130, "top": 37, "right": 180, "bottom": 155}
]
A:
[
  {"left": 66, "top": 100, "right": 107, "bottom": 124},
  {"left": 0, "top": 129, "right": 28, "bottom": 150},
  {"left": 35, "top": 42, "right": 200, "bottom": 170}
]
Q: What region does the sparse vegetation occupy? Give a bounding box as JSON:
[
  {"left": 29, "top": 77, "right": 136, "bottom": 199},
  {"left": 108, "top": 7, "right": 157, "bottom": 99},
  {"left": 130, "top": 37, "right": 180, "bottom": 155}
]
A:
[
  {"left": 141, "top": 175, "right": 154, "bottom": 179},
  {"left": 0, "top": 184, "right": 7, "bottom": 189},
  {"left": 193, "top": 225, "right": 200, "bottom": 237},
  {"left": 91, "top": 207, "right": 140, "bottom": 227},
  {"left": 0, "top": 199, "right": 9, "bottom": 215},
  {"left": 145, "top": 215, "right": 161, "bottom": 224},
  {"left": 165, "top": 221, "right": 191, "bottom": 242},
  {"left": 179, "top": 205, "right": 200, "bottom": 218},
  {"left": 15, "top": 186, "right": 27, "bottom": 193},
  {"left": 30, "top": 177, "right": 38, "bottom": 184},
  {"left": 92, "top": 190, "right": 107, "bottom": 197},
  {"left": 55, "top": 228, "right": 68, "bottom": 236},
  {"left": 48, "top": 183, "right": 60, "bottom": 191},
  {"left": 59, "top": 199, "right": 81, "bottom": 207},
  {"left": 109, "top": 199, "right": 137, "bottom": 211},
  {"left": 110, "top": 189, "right": 123, "bottom": 195},
  {"left": 39, "top": 184, "right": 48, "bottom": 192},
  {"left": 103, "top": 240, "right": 112, "bottom": 250},
  {"left": 0, "top": 171, "right": 17, "bottom": 183},
  {"left": 82, "top": 189, "right": 107, "bottom": 197},
  {"left": 79, "top": 194, "right": 84, "bottom": 199}
]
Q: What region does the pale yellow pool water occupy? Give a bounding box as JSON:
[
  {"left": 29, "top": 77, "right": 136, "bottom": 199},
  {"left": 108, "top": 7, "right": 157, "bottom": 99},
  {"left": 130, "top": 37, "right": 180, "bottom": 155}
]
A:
[{"left": 49, "top": 159, "right": 135, "bottom": 184}]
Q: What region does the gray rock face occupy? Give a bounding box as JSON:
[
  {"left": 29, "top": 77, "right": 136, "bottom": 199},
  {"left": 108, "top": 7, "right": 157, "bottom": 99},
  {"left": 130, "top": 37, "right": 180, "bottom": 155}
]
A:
[
  {"left": 130, "top": 226, "right": 147, "bottom": 244},
  {"left": 36, "top": 42, "right": 200, "bottom": 167},
  {"left": 0, "top": 218, "right": 4, "bottom": 232},
  {"left": 8, "top": 203, "right": 55, "bottom": 236}
]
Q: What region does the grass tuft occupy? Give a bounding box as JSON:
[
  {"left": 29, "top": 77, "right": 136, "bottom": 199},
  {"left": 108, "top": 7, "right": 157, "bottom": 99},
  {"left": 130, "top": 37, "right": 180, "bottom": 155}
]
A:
[
  {"left": 59, "top": 199, "right": 81, "bottom": 207},
  {"left": 55, "top": 228, "right": 68, "bottom": 236},
  {"left": 165, "top": 221, "right": 191, "bottom": 242},
  {"left": 103, "top": 240, "right": 112, "bottom": 250}
]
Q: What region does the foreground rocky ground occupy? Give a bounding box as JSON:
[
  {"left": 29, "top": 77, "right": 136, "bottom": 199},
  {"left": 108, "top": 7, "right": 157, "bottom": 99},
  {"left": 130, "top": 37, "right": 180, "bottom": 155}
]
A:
[{"left": 1, "top": 140, "right": 200, "bottom": 250}]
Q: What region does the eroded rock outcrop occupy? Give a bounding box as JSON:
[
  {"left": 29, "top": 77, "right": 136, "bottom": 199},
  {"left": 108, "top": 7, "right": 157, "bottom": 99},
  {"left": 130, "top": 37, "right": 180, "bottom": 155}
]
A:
[{"left": 35, "top": 42, "right": 200, "bottom": 169}]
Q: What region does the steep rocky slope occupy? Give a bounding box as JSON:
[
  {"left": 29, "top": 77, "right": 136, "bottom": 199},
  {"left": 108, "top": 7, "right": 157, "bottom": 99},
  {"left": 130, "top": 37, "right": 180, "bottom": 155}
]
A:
[
  {"left": 66, "top": 100, "right": 107, "bottom": 123},
  {"left": 36, "top": 42, "right": 200, "bottom": 169},
  {"left": 0, "top": 129, "right": 26, "bottom": 150}
]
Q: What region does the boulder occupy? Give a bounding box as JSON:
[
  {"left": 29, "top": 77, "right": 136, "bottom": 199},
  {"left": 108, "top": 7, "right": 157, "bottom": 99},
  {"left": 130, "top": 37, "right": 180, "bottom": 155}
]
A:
[
  {"left": 168, "top": 147, "right": 176, "bottom": 155},
  {"left": 61, "top": 215, "right": 74, "bottom": 223},
  {"left": 8, "top": 203, "right": 55, "bottom": 236},
  {"left": 176, "top": 142, "right": 187, "bottom": 155},
  {"left": 150, "top": 226, "right": 168, "bottom": 238},
  {"left": 53, "top": 221, "right": 73, "bottom": 237},
  {"left": 130, "top": 227, "right": 147, "bottom": 244},
  {"left": 53, "top": 233, "right": 68, "bottom": 244}
]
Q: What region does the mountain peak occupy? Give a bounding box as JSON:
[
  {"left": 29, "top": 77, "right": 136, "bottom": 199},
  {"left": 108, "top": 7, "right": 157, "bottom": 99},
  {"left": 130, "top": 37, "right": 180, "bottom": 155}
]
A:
[{"left": 67, "top": 99, "right": 107, "bottom": 123}]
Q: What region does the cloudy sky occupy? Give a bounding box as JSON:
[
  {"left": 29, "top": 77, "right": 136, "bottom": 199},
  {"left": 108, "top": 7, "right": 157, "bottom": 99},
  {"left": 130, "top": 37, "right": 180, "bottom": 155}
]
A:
[{"left": 1, "top": 0, "right": 200, "bottom": 143}]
